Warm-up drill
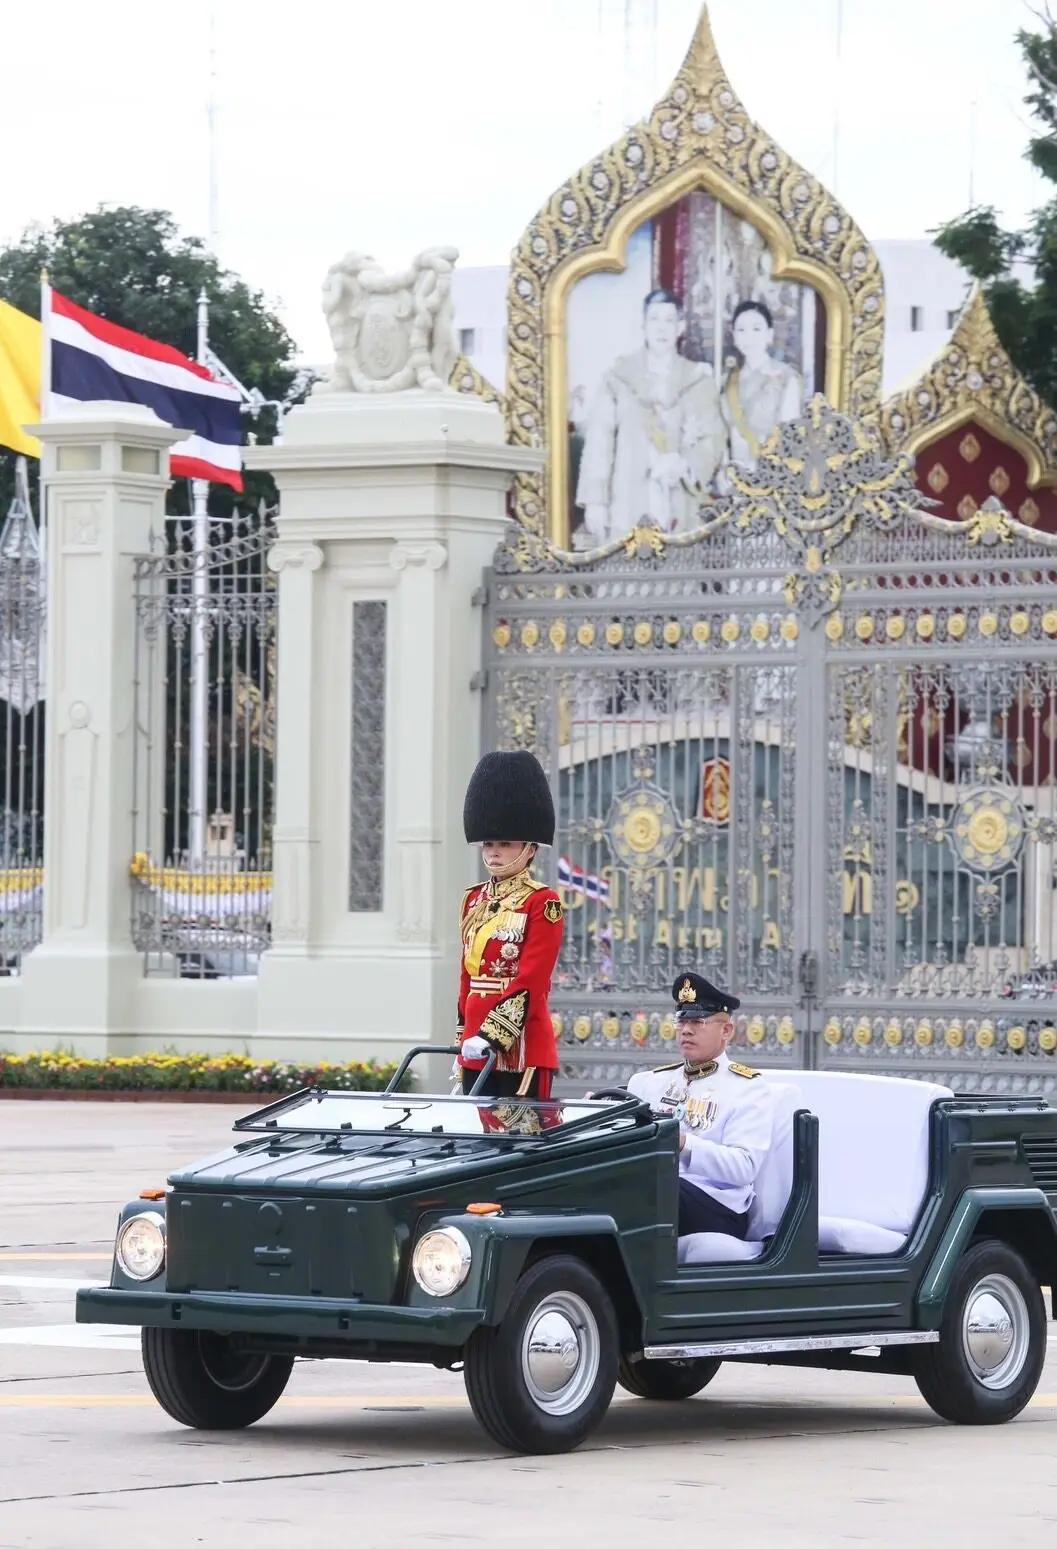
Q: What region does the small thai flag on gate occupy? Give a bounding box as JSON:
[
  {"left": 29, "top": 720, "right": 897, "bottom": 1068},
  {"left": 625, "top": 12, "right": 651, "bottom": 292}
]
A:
[
  {"left": 557, "top": 856, "right": 611, "bottom": 905},
  {"left": 46, "top": 289, "right": 243, "bottom": 490}
]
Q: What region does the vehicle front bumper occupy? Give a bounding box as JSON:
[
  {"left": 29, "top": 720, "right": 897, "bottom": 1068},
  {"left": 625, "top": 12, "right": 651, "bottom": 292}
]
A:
[{"left": 76, "top": 1287, "right": 485, "bottom": 1345}]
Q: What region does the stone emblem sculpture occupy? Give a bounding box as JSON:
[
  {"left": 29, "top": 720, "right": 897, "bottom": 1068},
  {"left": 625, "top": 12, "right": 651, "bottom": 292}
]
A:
[{"left": 319, "top": 246, "right": 459, "bottom": 394}]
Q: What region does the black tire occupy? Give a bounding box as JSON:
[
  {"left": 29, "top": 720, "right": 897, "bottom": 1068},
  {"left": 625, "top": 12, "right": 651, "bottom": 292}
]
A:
[
  {"left": 914, "top": 1238, "right": 1046, "bottom": 1425},
  {"left": 463, "top": 1254, "right": 619, "bottom": 1454},
  {"left": 142, "top": 1327, "right": 294, "bottom": 1429},
  {"left": 617, "top": 1354, "right": 721, "bottom": 1400}
]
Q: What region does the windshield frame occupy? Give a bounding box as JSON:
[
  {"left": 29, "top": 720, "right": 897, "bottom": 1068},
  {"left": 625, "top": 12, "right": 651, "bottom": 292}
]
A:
[{"left": 231, "top": 1086, "right": 644, "bottom": 1142}]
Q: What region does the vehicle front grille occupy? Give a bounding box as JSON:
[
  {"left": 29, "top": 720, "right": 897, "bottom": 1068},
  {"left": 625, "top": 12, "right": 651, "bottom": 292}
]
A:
[{"left": 1021, "top": 1137, "right": 1057, "bottom": 1194}]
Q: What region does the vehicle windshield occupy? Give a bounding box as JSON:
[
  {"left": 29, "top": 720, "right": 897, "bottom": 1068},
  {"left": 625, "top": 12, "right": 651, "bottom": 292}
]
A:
[{"left": 233, "top": 1090, "right": 633, "bottom": 1139}]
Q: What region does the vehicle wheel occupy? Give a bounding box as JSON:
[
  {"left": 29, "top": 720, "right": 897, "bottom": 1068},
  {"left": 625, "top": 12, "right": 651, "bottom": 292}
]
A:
[
  {"left": 142, "top": 1328, "right": 294, "bottom": 1429},
  {"left": 914, "top": 1239, "right": 1046, "bottom": 1425},
  {"left": 617, "top": 1354, "right": 721, "bottom": 1400},
  {"left": 463, "top": 1254, "right": 619, "bottom": 1454}
]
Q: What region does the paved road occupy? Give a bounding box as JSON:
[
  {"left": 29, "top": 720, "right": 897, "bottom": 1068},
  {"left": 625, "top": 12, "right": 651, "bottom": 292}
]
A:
[{"left": 2, "top": 1101, "right": 1057, "bottom": 1548}]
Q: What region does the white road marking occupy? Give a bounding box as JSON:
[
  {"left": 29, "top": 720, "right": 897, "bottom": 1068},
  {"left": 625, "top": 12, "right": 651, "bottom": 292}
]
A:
[
  {"left": 0, "top": 1275, "right": 98, "bottom": 1292},
  {"left": 0, "top": 1322, "right": 141, "bottom": 1352}
]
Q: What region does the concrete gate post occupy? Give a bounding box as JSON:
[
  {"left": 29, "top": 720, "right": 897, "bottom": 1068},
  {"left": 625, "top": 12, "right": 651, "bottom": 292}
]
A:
[
  {"left": 246, "top": 391, "right": 541, "bottom": 1069},
  {"left": 17, "top": 403, "right": 183, "bottom": 1052}
]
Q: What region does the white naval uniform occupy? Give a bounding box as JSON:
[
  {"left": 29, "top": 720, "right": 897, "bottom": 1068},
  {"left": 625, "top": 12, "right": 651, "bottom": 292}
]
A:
[{"left": 627, "top": 1052, "right": 776, "bottom": 1217}]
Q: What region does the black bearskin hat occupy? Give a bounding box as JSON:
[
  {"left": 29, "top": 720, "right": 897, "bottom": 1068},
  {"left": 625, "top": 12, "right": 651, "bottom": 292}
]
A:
[{"left": 463, "top": 751, "right": 555, "bottom": 846}]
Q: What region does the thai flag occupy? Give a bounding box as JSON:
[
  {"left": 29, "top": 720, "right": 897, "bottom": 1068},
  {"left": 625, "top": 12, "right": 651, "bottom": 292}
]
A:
[
  {"left": 47, "top": 289, "right": 243, "bottom": 490},
  {"left": 557, "top": 856, "right": 610, "bottom": 906}
]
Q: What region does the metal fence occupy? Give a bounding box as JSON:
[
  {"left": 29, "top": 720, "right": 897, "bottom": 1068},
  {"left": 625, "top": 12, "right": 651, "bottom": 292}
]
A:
[
  {"left": 484, "top": 400, "right": 1057, "bottom": 1095},
  {"left": 131, "top": 507, "right": 276, "bottom": 978},
  {"left": 0, "top": 462, "right": 45, "bottom": 973}
]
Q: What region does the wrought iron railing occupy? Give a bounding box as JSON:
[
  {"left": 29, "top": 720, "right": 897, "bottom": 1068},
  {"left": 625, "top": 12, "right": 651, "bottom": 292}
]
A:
[
  {"left": 131, "top": 507, "right": 276, "bottom": 978},
  {"left": 0, "top": 462, "right": 45, "bottom": 972}
]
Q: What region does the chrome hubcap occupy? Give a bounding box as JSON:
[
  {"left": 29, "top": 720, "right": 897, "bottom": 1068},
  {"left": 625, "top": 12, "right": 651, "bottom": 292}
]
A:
[
  {"left": 962, "top": 1274, "right": 1029, "bottom": 1390},
  {"left": 522, "top": 1291, "right": 600, "bottom": 1416}
]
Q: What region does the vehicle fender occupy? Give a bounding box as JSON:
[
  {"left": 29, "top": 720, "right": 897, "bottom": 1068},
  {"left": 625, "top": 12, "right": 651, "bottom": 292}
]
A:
[
  {"left": 916, "top": 1186, "right": 1056, "bottom": 1321},
  {"left": 431, "top": 1211, "right": 645, "bottom": 1332}
]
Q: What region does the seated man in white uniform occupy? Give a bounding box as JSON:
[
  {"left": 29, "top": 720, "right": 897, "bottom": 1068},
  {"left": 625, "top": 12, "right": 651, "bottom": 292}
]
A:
[{"left": 628, "top": 972, "right": 776, "bottom": 1240}]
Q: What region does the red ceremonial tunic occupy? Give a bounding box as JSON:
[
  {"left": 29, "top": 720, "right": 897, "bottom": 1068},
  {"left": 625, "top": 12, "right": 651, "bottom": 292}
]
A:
[{"left": 457, "top": 872, "right": 563, "bottom": 1076}]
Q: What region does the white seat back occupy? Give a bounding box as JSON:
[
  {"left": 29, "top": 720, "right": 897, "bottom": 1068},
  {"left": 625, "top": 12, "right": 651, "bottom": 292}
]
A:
[
  {"left": 759, "top": 1070, "right": 952, "bottom": 1235},
  {"left": 745, "top": 1082, "right": 801, "bottom": 1240}
]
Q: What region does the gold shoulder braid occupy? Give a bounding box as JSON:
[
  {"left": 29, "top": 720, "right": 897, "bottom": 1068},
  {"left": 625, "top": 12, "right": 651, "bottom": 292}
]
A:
[{"left": 728, "top": 1062, "right": 760, "bottom": 1079}]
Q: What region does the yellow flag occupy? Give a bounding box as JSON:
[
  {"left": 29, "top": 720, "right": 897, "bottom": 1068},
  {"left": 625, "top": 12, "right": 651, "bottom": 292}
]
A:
[{"left": 0, "top": 299, "right": 42, "bottom": 458}]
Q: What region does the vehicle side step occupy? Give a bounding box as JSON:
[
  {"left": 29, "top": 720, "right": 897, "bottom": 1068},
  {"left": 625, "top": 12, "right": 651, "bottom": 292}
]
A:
[{"left": 644, "top": 1330, "right": 939, "bottom": 1360}]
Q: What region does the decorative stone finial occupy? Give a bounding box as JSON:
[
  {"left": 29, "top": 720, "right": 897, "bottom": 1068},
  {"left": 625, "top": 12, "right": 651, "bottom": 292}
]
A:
[{"left": 318, "top": 246, "right": 459, "bottom": 394}]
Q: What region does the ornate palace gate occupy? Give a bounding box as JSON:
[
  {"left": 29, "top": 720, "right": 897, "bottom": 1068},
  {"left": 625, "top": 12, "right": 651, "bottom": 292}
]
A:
[{"left": 482, "top": 403, "right": 1057, "bottom": 1094}]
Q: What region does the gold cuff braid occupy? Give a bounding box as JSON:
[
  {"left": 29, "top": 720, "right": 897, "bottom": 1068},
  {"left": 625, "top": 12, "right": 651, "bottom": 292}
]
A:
[{"left": 481, "top": 989, "right": 529, "bottom": 1051}]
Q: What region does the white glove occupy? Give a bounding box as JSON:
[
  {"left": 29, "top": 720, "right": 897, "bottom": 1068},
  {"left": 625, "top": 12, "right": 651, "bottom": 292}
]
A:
[{"left": 461, "top": 1035, "right": 490, "bottom": 1060}]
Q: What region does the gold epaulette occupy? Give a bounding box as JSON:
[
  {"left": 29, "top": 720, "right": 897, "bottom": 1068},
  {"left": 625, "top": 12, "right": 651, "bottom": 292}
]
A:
[
  {"left": 728, "top": 1062, "right": 760, "bottom": 1079},
  {"left": 460, "top": 885, "right": 479, "bottom": 920},
  {"left": 522, "top": 875, "right": 545, "bottom": 892}
]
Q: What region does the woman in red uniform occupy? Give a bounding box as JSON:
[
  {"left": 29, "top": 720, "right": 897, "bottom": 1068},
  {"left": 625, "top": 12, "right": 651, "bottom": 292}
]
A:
[{"left": 457, "top": 751, "right": 563, "bottom": 1099}]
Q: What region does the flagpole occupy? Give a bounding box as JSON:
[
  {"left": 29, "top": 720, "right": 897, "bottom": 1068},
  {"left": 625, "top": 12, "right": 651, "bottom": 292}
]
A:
[
  {"left": 188, "top": 288, "right": 210, "bottom": 869},
  {"left": 38, "top": 270, "right": 51, "bottom": 584}
]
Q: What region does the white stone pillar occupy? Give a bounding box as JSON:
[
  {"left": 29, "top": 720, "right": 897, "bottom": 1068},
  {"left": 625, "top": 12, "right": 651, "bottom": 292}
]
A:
[
  {"left": 246, "top": 390, "right": 542, "bottom": 1067},
  {"left": 19, "top": 403, "right": 183, "bottom": 1052}
]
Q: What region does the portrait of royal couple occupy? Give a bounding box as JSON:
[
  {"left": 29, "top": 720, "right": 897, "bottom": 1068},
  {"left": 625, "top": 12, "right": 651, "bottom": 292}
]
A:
[{"left": 572, "top": 288, "right": 804, "bottom": 546}]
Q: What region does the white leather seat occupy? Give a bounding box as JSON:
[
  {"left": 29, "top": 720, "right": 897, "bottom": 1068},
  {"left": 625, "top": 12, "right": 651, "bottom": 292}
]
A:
[
  {"left": 764, "top": 1070, "right": 952, "bottom": 1254},
  {"left": 678, "top": 1082, "right": 801, "bottom": 1266},
  {"left": 678, "top": 1069, "right": 953, "bottom": 1265}
]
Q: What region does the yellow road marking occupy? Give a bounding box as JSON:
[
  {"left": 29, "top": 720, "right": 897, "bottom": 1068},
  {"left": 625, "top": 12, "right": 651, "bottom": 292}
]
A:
[
  {"left": 1, "top": 1392, "right": 1055, "bottom": 1410},
  {"left": 0, "top": 1394, "right": 469, "bottom": 1409}
]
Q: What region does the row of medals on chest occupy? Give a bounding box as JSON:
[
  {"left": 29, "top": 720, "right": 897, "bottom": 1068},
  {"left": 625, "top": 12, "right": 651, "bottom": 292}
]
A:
[{"left": 664, "top": 1058, "right": 720, "bottom": 1131}]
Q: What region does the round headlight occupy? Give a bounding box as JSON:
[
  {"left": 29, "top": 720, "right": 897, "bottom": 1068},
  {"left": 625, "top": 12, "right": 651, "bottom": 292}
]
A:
[
  {"left": 116, "top": 1211, "right": 166, "bottom": 1281},
  {"left": 412, "top": 1227, "right": 472, "bottom": 1297}
]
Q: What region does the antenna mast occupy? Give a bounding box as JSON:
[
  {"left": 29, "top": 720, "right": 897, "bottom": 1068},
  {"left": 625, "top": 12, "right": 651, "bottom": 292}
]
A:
[
  {"left": 207, "top": 0, "right": 220, "bottom": 252},
  {"left": 596, "top": 0, "right": 658, "bottom": 133}
]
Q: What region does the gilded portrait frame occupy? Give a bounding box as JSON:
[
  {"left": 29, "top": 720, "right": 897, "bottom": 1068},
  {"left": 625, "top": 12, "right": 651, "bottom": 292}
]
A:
[{"left": 498, "top": 7, "right": 886, "bottom": 550}]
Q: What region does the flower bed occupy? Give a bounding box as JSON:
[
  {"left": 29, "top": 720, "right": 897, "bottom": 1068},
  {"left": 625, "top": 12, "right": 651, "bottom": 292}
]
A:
[{"left": 0, "top": 1051, "right": 400, "bottom": 1096}]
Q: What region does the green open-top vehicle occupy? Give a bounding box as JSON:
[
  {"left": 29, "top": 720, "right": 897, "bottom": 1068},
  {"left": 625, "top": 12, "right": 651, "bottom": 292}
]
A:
[{"left": 77, "top": 1047, "right": 1057, "bottom": 1453}]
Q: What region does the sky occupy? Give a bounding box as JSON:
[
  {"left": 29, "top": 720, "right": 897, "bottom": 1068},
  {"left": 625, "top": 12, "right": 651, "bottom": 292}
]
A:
[{"left": 0, "top": 0, "right": 1045, "bottom": 364}]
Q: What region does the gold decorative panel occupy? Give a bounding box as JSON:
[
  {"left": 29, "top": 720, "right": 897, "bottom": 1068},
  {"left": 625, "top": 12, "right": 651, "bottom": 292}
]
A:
[
  {"left": 503, "top": 6, "right": 884, "bottom": 546},
  {"left": 883, "top": 288, "right": 1057, "bottom": 487}
]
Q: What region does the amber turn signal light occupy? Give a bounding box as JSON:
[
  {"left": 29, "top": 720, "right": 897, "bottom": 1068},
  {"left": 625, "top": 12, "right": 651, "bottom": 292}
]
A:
[
  {"left": 138, "top": 1188, "right": 166, "bottom": 1201},
  {"left": 465, "top": 1202, "right": 502, "bottom": 1216}
]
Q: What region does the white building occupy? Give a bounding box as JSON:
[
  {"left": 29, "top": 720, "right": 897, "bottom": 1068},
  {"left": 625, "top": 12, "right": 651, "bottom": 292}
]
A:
[{"left": 448, "top": 239, "right": 980, "bottom": 401}]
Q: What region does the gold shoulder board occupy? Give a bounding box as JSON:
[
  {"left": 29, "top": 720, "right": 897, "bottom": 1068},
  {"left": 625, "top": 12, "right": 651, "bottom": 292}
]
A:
[
  {"left": 522, "top": 875, "right": 545, "bottom": 892},
  {"left": 728, "top": 1062, "right": 760, "bottom": 1079}
]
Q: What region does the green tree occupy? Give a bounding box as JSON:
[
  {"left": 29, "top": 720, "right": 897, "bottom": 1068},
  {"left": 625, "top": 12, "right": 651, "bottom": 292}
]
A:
[
  {"left": 933, "top": 12, "right": 1057, "bottom": 406},
  {"left": 0, "top": 204, "right": 304, "bottom": 518}
]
